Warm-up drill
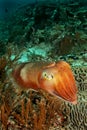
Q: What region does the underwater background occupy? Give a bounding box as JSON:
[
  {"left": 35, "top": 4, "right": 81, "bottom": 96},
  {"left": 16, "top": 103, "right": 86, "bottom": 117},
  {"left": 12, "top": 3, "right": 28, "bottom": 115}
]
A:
[{"left": 0, "top": 0, "right": 87, "bottom": 130}]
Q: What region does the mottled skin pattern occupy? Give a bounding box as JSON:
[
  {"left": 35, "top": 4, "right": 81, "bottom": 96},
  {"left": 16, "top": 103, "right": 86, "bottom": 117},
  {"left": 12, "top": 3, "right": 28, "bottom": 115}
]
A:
[{"left": 13, "top": 61, "right": 78, "bottom": 104}]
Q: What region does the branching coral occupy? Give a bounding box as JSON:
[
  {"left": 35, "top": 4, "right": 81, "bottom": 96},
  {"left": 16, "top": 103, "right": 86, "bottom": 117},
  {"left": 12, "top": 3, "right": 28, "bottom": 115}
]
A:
[{"left": 0, "top": 88, "right": 70, "bottom": 130}]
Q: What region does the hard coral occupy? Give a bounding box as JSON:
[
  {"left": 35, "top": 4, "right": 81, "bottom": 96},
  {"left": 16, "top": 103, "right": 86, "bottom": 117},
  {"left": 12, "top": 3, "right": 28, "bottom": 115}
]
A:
[
  {"left": 73, "top": 66, "right": 87, "bottom": 91},
  {"left": 64, "top": 66, "right": 87, "bottom": 130}
]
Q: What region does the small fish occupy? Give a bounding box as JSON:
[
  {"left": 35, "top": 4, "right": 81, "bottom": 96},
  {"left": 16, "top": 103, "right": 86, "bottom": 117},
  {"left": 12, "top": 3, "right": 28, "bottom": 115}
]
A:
[{"left": 13, "top": 61, "right": 78, "bottom": 104}]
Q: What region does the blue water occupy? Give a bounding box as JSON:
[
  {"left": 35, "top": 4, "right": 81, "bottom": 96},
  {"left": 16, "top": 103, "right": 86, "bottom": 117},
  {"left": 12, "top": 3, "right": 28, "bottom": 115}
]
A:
[
  {"left": 0, "top": 0, "right": 36, "bottom": 19},
  {"left": 0, "top": 0, "right": 87, "bottom": 19}
]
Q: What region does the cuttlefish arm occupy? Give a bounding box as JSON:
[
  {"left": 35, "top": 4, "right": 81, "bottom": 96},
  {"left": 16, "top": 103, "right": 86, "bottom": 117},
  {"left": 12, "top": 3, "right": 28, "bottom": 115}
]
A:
[{"left": 13, "top": 61, "right": 78, "bottom": 104}]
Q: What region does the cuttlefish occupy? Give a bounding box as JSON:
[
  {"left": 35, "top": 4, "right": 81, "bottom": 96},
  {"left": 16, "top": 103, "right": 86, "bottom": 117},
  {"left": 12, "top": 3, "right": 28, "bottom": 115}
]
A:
[{"left": 13, "top": 61, "right": 78, "bottom": 104}]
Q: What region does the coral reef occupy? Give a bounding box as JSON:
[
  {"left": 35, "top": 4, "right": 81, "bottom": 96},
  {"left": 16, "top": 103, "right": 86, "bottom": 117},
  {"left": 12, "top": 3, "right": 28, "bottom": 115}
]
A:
[
  {"left": 64, "top": 66, "right": 87, "bottom": 130},
  {"left": 3, "top": 1, "right": 86, "bottom": 55},
  {"left": 0, "top": 80, "right": 70, "bottom": 130},
  {"left": 0, "top": 53, "right": 87, "bottom": 130},
  {"left": 0, "top": 47, "right": 70, "bottom": 130},
  {"left": 73, "top": 66, "right": 87, "bottom": 91},
  {"left": 0, "top": 1, "right": 87, "bottom": 130}
]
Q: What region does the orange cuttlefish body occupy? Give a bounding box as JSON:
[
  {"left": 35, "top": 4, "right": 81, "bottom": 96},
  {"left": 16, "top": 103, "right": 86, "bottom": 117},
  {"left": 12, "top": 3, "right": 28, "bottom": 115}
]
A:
[{"left": 13, "top": 61, "right": 78, "bottom": 104}]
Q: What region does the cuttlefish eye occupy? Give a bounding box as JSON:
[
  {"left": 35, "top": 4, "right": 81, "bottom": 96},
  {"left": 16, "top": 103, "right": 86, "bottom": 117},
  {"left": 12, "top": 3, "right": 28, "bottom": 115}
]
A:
[{"left": 42, "top": 72, "right": 54, "bottom": 80}]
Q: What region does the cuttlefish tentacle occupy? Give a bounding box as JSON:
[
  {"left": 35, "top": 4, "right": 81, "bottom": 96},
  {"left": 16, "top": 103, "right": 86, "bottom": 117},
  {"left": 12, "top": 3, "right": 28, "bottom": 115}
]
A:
[{"left": 13, "top": 61, "right": 78, "bottom": 104}]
